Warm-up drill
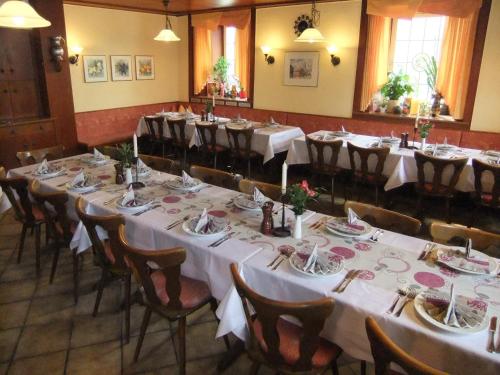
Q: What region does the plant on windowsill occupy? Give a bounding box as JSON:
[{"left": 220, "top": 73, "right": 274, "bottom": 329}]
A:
[
  {"left": 420, "top": 55, "right": 444, "bottom": 117},
  {"left": 381, "top": 72, "right": 414, "bottom": 114},
  {"left": 213, "top": 57, "right": 229, "bottom": 96}
]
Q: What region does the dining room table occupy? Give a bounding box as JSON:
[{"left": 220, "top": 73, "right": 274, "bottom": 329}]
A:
[
  {"left": 286, "top": 130, "right": 498, "bottom": 192},
  {"left": 7, "top": 155, "right": 500, "bottom": 374},
  {"left": 136, "top": 112, "right": 305, "bottom": 164}
]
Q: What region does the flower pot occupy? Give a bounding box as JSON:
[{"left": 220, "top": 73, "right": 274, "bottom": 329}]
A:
[
  {"left": 293, "top": 215, "right": 302, "bottom": 240},
  {"left": 125, "top": 167, "right": 133, "bottom": 186},
  {"left": 386, "top": 99, "right": 400, "bottom": 114}
]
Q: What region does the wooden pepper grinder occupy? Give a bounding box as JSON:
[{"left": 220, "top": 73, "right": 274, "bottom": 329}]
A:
[
  {"left": 261, "top": 201, "right": 274, "bottom": 235},
  {"left": 114, "top": 163, "right": 125, "bottom": 185}
]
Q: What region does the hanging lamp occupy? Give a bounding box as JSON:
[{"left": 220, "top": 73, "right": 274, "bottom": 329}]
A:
[
  {"left": 0, "top": 0, "right": 51, "bottom": 29},
  {"left": 154, "top": 0, "right": 180, "bottom": 42},
  {"left": 295, "top": 1, "right": 325, "bottom": 43}
]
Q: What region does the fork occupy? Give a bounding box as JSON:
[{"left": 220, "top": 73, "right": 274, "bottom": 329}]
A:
[
  {"left": 394, "top": 288, "right": 417, "bottom": 317},
  {"left": 209, "top": 232, "right": 234, "bottom": 247},
  {"left": 386, "top": 289, "right": 407, "bottom": 314},
  {"left": 166, "top": 215, "right": 190, "bottom": 230},
  {"left": 272, "top": 254, "right": 290, "bottom": 271}
]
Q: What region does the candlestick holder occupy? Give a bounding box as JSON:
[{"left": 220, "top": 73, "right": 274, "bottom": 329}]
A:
[
  {"left": 408, "top": 127, "right": 418, "bottom": 150},
  {"left": 272, "top": 194, "right": 291, "bottom": 237},
  {"left": 129, "top": 157, "right": 145, "bottom": 189}
]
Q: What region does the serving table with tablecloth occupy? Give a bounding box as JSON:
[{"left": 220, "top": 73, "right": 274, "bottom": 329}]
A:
[{"left": 8, "top": 155, "right": 500, "bottom": 374}]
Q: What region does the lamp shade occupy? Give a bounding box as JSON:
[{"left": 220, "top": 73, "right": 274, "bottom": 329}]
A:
[
  {"left": 294, "top": 27, "right": 325, "bottom": 43},
  {"left": 154, "top": 28, "right": 180, "bottom": 42},
  {"left": 0, "top": 1, "right": 51, "bottom": 29},
  {"left": 261, "top": 45, "right": 272, "bottom": 55}
]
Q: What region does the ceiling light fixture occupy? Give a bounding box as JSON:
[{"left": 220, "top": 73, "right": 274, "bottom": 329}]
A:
[
  {"left": 154, "top": 0, "right": 180, "bottom": 42},
  {"left": 295, "top": 1, "right": 325, "bottom": 43},
  {"left": 0, "top": 0, "right": 51, "bottom": 29}
]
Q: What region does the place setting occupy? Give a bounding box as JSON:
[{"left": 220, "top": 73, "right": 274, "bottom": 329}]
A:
[
  {"left": 323, "top": 208, "right": 374, "bottom": 239},
  {"left": 115, "top": 185, "right": 158, "bottom": 215},
  {"left": 288, "top": 244, "right": 344, "bottom": 278},
  {"left": 81, "top": 148, "right": 110, "bottom": 166},
  {"left": 65, "top": 170, "right": 102, "bottom": 194},
  {"left": 181, "top": 208, "right": 231, "bottom": 243},
  {"left": 164, "top": 170, "right": 207, "bottom": 193},
  {"left": 233, "top": 187, "right": 269, "bottom": 211},
  {"left": 32, "top": 159, "right": 66, "bottom": 180}
]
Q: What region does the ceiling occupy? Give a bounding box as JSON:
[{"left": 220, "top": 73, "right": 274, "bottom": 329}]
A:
[{"left": 64, "top": 0, "right": 337, "bottom": 15}]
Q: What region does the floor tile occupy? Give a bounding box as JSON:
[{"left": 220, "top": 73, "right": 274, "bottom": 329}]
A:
[
  {"left": 0, "top": 279, "right": 36, "bottom": 303},
  {"left": 0, "top": 327, "right": 21, "bottom": 362},
  {"left": 15, "top": 321, "right": 71, "bottom": 359},
  {"left": 128, "top": 305, "right": 170, "bottom": 338},
  {"left": 186, "top": 304, "right": 217, "bottom": 326},
  {"left": 71, "top": 313, "right": 122, "bottom": 348},
  {"left": 0, "top": 300, "right": 30, "bottom": 329},
  {"left": 66, "top": 340, "right": 121, "bottom": 375},
  {"left": 75, "top": 283, "right": 122, "bottom": 316},
  {"left": 0, "top": 362, "right": 8, "bottom": 375},
  {"left": 26, "top": 294, "right": 75, "bottom": 326},
  {"left": 173, "top": 320, "right": 227, "bottom": 361},
  {"left": 8, "top": 350, "right": 66, "bottom": 375}
]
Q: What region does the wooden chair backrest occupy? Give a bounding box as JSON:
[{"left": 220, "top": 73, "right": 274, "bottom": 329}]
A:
[
  {"left": 430, "top": 222, "right": 500, "bottom": 256},
  {"left": 195, "top": 122, "right": 219, "bottom": 154},
  {"left": 29, "top": 180, "right": 72, "bottom": 244},
  {"left": 16, "top": 145, "right": 65, "bottom": 167},
  {"left": 189, "top": 165, "right": 241, "bottom": 190},
  {"left": 138, "top": 154, "right": 180, "bottom": 175},
  {"left": 167, "top": 118, "right": 188, "bottom": 148},
  {"left": 347, "top": 142, "right": 389, "bottom": 184},
  {"left": 414, "top": 152, "right": 468, "bottom": 194},
  {"left": 118, "top": 224, "right": 186, "bottom": 312},
  {"left": 75, "top": 197, "right": 127, "bottom": 269},
  {"left": 239, "top": 179, "right": 282, "bottom": 202},
  {"left": 472, "top": 158, "right": 500, "bottom": 208},
  {"left": 365, "top": 317, "right": 447, "bottom": 375},
  {"left": 144, "top": 116, "right": 164, "bottom": 139},
  {"left": 306, "top": 137, "right": 343, "bottom": 176},
  {"left": 230, "top": 263, "right": 334, "bottom": 371},
  {"left": 344, "top": 201, "right": 421, "bottom": 236},
  {"left": 97, "top": 145, "right": 120, "bottom": 160},
  {"left": 0, "top": 170, "right": 34, "bottom": 223},
  {"left": 225, "top": 126, "right": 254, "bottom": 159}
]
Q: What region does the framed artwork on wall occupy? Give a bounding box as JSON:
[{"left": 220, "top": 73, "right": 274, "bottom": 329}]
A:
[
  {"left": 110, "top": 55, "right": 132, "bottom": 81},
  {"left": 135, "top": 55, "right": 155, "bottom": 80},
  {"left": 283, "top": 51, "right": 320, "bottom": 87},
  {"left": 83, "top": 55, "right": 108, "bottom": 83}
]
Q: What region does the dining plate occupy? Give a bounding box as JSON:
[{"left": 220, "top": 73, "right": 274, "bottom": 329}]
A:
[
  {"left": 181, "top": 219, "right": 228, "bottom": 238},
  {"left": 164, "top": 177, "right": 202, "bottom": 192},
  {"left": 33, "top": 166, "right": 65, "bottom": 179},
  {"left": 289, "top": 249, "right": 344, "bottom": 277},
  {"left": 436, "top": 247, "right": 498, "bottom": 275},
  {"left": 330, "top": 131, "right": 351, "bottom": 138},
  {"left": 325, "top": 217, "right": 372, "bottom": 237},
  {"left": 414, "top": 291, "right": 489, "bottom": 335},
  {"left": 484, "top": 150, "right": 500, "bottom": 158},
  {"left": 233, "top": 195, "right": 263, "bottom": 211},
  {"left": 66, "top": 180, "right": 100, "bottom": 193},
  {"left": 116, "top": 198, "right": 153, "bottom": 213},
  {"left": 81, "top": 156, "right": 109, "bottom": 165}
]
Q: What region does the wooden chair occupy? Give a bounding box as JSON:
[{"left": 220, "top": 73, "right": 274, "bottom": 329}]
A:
[
  {"left": 344, "top": 201, "right": 421, "bottom": 236},
  {"left": 16, "top": 145, "right": 65, "bottom": 166},
  {"left": 472, "top": 158, "right": 499, "bottom": 209},
  {"left": 168, "top": 118, "right": 190, "bottom": 170},
  {"left": 189, "top": 165, "right": 241, "bottom": 190},
  {"left": 225, "top": 126, "right": 260, "bottom": 178},
  {"left": 347, "top": 142, "right": 389, "bottom": 206},
  {"left": 230, "top": 263, "right": 342, "bottom": 375},
  {"left": 75, "top": 197, "right": 132, "bottom": 342},
  {"left": 239, "top": 179, "right": 282, "bottom": 202},
  {"left": 144, "top": 115, "right": 169, "bottom": 156},
  {"left": 365, "top": 316, "right": 447, "bottom": 375},
  {"left": 430, "top": 222, "right": 500, "bottom": 258},
  {"left": 0, "top": 169, "right": 46, "bottom": 273},
  {"left": 414, "top": 152, "right": 468, "bottom": 223},
  {"left": 138, "top": 154, "right": 181, "bottom": 175},
  {"left": 28, "top": 180, "right": 80, "bottom": 302},
  {"left": 117, "top": 224, "right": 228, "bottom": 375},
  {"left": 306, "top": 137, "right": 344, "bottom": 211},
  {"left": 195, "top": 122, "right": 226, "bottom": 169}
]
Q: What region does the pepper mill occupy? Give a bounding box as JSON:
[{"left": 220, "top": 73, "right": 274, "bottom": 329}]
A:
[
  {"left": 261, "top": 201, "right": 274, "bottom": 235},
  {"left": 404, "top": 132, "right": 409, "bottom": 148},
  {"left": 400, "top": 133, "right": 405, "bottom": 149},
  {"left": 114, "top": 163, "right": 124, "bottom": 185}
]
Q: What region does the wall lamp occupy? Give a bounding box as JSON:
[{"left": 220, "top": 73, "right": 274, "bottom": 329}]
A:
[
  {"left": 261, "top": 46, "right": 275, "bottom": 65},
  {"left": 327, "top": 45, "right": 341, "bottom": 66},
  {"left": 69, "top": 45, "right": 83, "bottom": 65}
]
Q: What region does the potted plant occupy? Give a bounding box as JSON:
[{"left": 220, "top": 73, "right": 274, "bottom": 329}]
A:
[
  {"left": 420, "top": 55, "right": 443, "bottom": 117},
  {"left": 213, "top": 57, "right": 229, "bottom": 96},
  {"left": 418, "top": 120, "right": 433, "bottom": 150},
  {"left": 286, "top": 180, "right": 320, "bottom": 239},
  {"left": 117, "top": 143, "right": 134, "bottom": 185},
  {"left": 381, "top": 72, "right": 414, "bottom": 114}
]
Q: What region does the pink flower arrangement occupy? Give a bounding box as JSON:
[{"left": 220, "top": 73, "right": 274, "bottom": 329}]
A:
[{"left": 287, "top": 180, "right": 321, "bottom": 216}]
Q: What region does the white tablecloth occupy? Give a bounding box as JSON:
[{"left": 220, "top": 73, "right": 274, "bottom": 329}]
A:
[
  {"left": 8, "top": 155, "right": 500, "bottom": 374},
  {"left": 286, "top": 130, "right": 493, "bottom": 192},
  {"left": 0, "top": 187, "right": 12, "bottom": 215}
]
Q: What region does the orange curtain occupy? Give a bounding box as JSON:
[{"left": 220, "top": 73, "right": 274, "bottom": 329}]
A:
[
  {"left": 436, "top": 11, "right": 479, "bottom": 119},
  {"left": 235, "top": 19, "right": 251, "bottom": 95},
  {"left": 367, "top": 0, "right": 482, "bottom": 18},
  {"left": 193, "top": 27, "right": 213, "bottom": 95},
  {"left": 360, "top": 15, "right": 391, "bottom": 111},
  {"left": 220, "top": 10, "right": 251, "bottom": 29}
]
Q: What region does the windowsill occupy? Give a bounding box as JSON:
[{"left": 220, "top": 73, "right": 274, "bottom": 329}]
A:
[
  {"left": 190, "top": 96, "right": 252, "bottom": 108},
  {"left": 352, "top": 111, "right": 470, "bottom": 130}
]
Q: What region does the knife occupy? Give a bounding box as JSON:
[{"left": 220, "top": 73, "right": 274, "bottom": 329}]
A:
[
  {"left": 133, "top": 204, "right": 161, "bottom": 216},
  {"left": 338, "top": 270, "right": 361, "bottom": 293},
  {"left": 487, "top": 316, "right": 497, "bottom": 353}
]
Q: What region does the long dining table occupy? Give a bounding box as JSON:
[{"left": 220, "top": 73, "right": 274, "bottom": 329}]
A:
[
  {"left": 8, "top": 155, "right": 500, "bottom": 374},
  {"left": 286, "top": 130, "right": 496, "bottom": 192}
]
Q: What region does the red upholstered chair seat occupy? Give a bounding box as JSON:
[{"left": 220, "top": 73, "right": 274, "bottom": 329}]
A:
[
  {"left": 480, "top": 193, "right": 499, "bottom": 205},
  {"left": 54, "top": 220, "right": 78, "bottom": 237},
  {"left": 252, "top": 318, "right": 341, "bottom": 368},
  {"left": 423, "top": 183, "right": 449, "bottom": 194},
  {"left": 207, "top": 144, "right": 226, "bottom": 153},
  {"left": 151, "top": 271, "right": 211, "bottom": 309},
  {"left": 19, "top": 203, "right": 46, "bottom": 221},
  {"left": 354, "top": 171, "right": 387, "bottom": 185}
]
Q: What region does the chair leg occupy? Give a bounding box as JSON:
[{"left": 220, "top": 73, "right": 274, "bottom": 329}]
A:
[
  {"left": 360, "top": 360, "right": 367, "bottom": 375},
  {"left": 331, "top": 360, "right": 340, "bottom": 375},
  {"left": 247, "top": 159, "right": 251, "bottom": 179},
  {"left": 209, "top": 299, "right": 230, "bottom": 350},
  {"left": 445, "top": 197, "right": 451, "bottom": 223},
  {"left": 416, "top": 194, "right": 423, "bottom": 217},
  {"left": 331, "top": 176, "right": 335, "bottom": 213},
  {"left": 213, "top": 153, "right": 218, "bottom": 169},
  {"left": 124, "top": 273, "right": 131, "bottom": 344},
  {"left": 72, "top": 250, "right": 80, "bottom": 304},
  {"left": 49, "top": 245, "right": 61, "bottom": 283},
  {"left": 17, "top": 223, "right": 28, "bottom": 263},
  {"left": 92, "top": 268, "right": 107, "bottom": 317},
  {"left": 375, "top": 185, "right": 379, "bottom": 206},
  {"left": 134, "top": 306, "right": 152, "bottom": 362},
  {"left": 248, "top": 362, "right": 260, "bottom": 375},
  {"left": 178, "top": 316, "right": 187, "bottom": 375},
  {"left": 44, "top": 222, "right": 50, "bottom": 246},
  {"left": 34, "top": 224, "right": 41, "bottom": 277}
]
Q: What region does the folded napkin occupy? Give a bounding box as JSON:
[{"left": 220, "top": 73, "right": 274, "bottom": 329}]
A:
[
  {"left": 36, "top": 159, "right": 49, "bottom": 174},
  {"left": 443, "top": 137, "right": 448, "bottom": 146},
  {"left": 347, "top": 208, "right": 359, "bottom": 224},
  {"left": 178, "top": 105, "right": 186, "bottom": 113},
  {"left": 93, "top": 148, "right": 105, "bottom": 160},
  {"left": 432, "top": 144, "right": 438, "bottom": 157},
  {"left": 182, "top": 171, "right": 195, "bottom": 186},
  {"left": 137, "top": 158, "right": 147, "bottom": 170},
  {"left": 303, "top": 244, "right": 319, "bottom": 272},
  {"left": 341, "top": 126, "right": 346, "bottom": 133},
  {"left": 187, "top": 105, "right": 193, "bottom": 113},
  {"left": 253, "top": 187, "right": 266, "bottom": 204},
  {"left": 194, "top": 208, "right": 209, "bottom": 233},
  {"left": 377, "top": 137, "right": 382, "bottom": 147},
  {"left": 122, "top": 186, "right": 135, "bottom": 206},
  {"left": 390, "top": 131, "right": 395, "bottom": 138},
  {"left": 71, "top": 171, "right": 86, "bottom": 188}
]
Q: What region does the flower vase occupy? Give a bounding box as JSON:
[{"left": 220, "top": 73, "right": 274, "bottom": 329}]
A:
[
  {"left": 420, "top": 138, "right": 427, "bottom": 150},
  {"left": 125, "top": 167, "right": 133, "bottom": 186},
  {"left": 293, "top": 215, "right": 302, "bottom": 240}
]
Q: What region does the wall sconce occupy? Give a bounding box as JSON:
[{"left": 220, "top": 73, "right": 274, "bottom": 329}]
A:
[
  {"left": 49, "top": 36, "right": 65, "bottom": 72},
  {"left": 327, "top": 45, "right": 341, "bottom": 66},
  {"left": 69, "top": 45, "right": 83, "bottom": 65},
  {"left": 261, "top": 46, "right": 275, "bottom": 65}
]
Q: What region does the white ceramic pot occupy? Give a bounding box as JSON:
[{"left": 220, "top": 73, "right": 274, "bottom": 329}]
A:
[
  {"left": 420, "top": 138, "right": 427, "bottom": 150},
  {"left": 293, "top": 215, "right": 302, "bottom": 240},
  {"left": 125, "top": 167, "right": 133, "bottom": 185}
]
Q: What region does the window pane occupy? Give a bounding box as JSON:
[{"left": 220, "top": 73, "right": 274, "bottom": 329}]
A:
[{"left": 224, "top": 26, "right": 237, "bottom": 84}]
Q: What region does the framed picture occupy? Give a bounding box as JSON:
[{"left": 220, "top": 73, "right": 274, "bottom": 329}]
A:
[
  {"left": 83, "top": 55, "right": 108, "bottom": 83},
  {"left": 110, "top": 55, "right": 132, "bottom": 81},
  {"left": 283, "top": 51, "right": 320, "bottom": 87},
  {"left": 135, "top": 55, "right": 155, "bottom": 80}
]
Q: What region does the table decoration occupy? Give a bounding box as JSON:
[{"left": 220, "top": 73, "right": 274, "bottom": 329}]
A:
[
  {"left": 273, "top": 162, "right": 291, "bottom": 237},
  {"left": 418, "top": 120, "right": 433, "bottom": 150},
  {"left": 285, "top": 180, "right": 320, "bottom": 240}
]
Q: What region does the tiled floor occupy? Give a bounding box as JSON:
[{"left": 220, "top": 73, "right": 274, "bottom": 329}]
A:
[{"left": 0, "top": 211, "right": 365, "bottom": 375}]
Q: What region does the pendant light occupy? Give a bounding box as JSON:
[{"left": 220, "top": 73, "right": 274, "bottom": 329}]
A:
[
  {"left": 295, "top": 1, "right": 325, "bottom": 43},
  {"left": 0, "top": 0, "right": 51, "bottom": 29},
  {"left": 154, "top": 0, "right": 180, "bottom": 42}
]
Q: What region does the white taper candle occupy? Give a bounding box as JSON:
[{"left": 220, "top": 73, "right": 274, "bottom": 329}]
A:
[
  {"left": 281, "top": 162, "right": 288, "bottom": 194},
  {"left": 133, "top": 133, "right": 138, "bottom": 158}
]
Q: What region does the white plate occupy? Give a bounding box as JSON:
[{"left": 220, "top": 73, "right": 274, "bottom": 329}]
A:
[
  {"left": 414, "top": 292, "right": 488, "bottom": 334},
  {"left": 233, "top": 195, "right": 262, "bottom": 211},
  {"left": 289, "top": 252, "right": 343, "bottom": 278},
  {"left": 330, "top": 131, "right": 351, "bottom": 138},
  {"left": 324, "top": 218, "right": 372, "bottom": 238},
  {"left": 165, "top": 178, "right": 202, "bottom": 192},
  {"left": 116, "top": 199, "right": 153, "bottom": 214},
  {"left": 436, "top": 248, "right": 498, "bottom": 275},
  {"left": 81, "top": 156, "right": 109, "bottom": 165},
  {"left": 33, "top": 167, "right": 65, "bottom": 179},
  {"left": 181, "top": 220, "right": 228, "bottom": 239}
]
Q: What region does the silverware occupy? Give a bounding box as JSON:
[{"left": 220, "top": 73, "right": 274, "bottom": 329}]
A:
[
  {"left": 267, "top": 254, "right": 282, "bottom": 268},
  {"left": 104, "top": 194, "right": 124, "bottom": 206},
  {"left": 80, "top": 189, "right": 100, "bottom": 196},
  {"left": 272, "top": 254, "right": 290, "bottom": 271},
  {"left": 418, "top": 243, "right": 431, "bottom": 260},
  {"left": 209, "top": 232, "right": 234, "bottom": 247},
  {"left": 332, "top": 270, "right": 356, "bottom": 292},
  {"left": 133, "top": 204, "right": 161, "bottom": 216},
  {"left": 165, "top": 215, "right": 190, "bottom": 230},
  {"left": 386, "top": 289, "right": 406, "bottom": 314},
  {"left": 369, "top": 229, "right": 382, "bottom": 242},
  {"left": 337, "top": 270, "right": 361, "bottom": 293},
  {"left": 487, "top": 316, "right": 497, "bottom": 353},
  {"left": 394, "top": 288, "right": 417, "bottom": 317},
  {"left": 57, "top": 180, "right": 71, "bottom": 187}
]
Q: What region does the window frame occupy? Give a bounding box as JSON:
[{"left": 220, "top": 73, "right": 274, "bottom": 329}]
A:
[{"left": 352, "top": 0, "right": 492, "bottom": 130}]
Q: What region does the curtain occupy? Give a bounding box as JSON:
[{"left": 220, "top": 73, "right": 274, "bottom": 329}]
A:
[
  {"left": 193, "top": 27, "right": 213, "bottom": 95},
  {"left": 367, "top": 0, "right": 482, "bottom": 18},
  {"left": 360, "top": 15, "right": 391, "bottom": 111},
  {"left": 436, "top": 11, "right": 479, "bottom": 119},
  {"left": 235, "top": 19, "right": 251, "bottom": 95}
]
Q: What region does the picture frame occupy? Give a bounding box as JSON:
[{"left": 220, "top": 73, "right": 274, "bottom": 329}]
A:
[
  {"left": 83, "top": 55, "right": 108, "bottom": 83},
  {"left": 135, "top": 55, "right": 155, "bottom": 80},
  {"left": 283, "top": 51, "right": 320, "bottom": 87},
  {"left": 110, "top": 55, "right": 133, "bottom": 81}
]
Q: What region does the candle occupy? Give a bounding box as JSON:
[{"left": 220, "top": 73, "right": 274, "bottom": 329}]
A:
[
  {"left": 414, "top": 103, "right": 420, "bottom": 130},
  {"left": 281, "top": 162, "right": 288, "bottom": 194},
  {"left": 212, "top": 95, "right": 215, "bottom": 108},
  {"left": 133, "top": 133, "right": 138, "bottom": 158}
]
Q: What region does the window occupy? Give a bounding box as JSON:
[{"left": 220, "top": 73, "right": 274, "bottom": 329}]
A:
[{"left": 224, "top": 26, "right": 237, "bottom": 84}]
